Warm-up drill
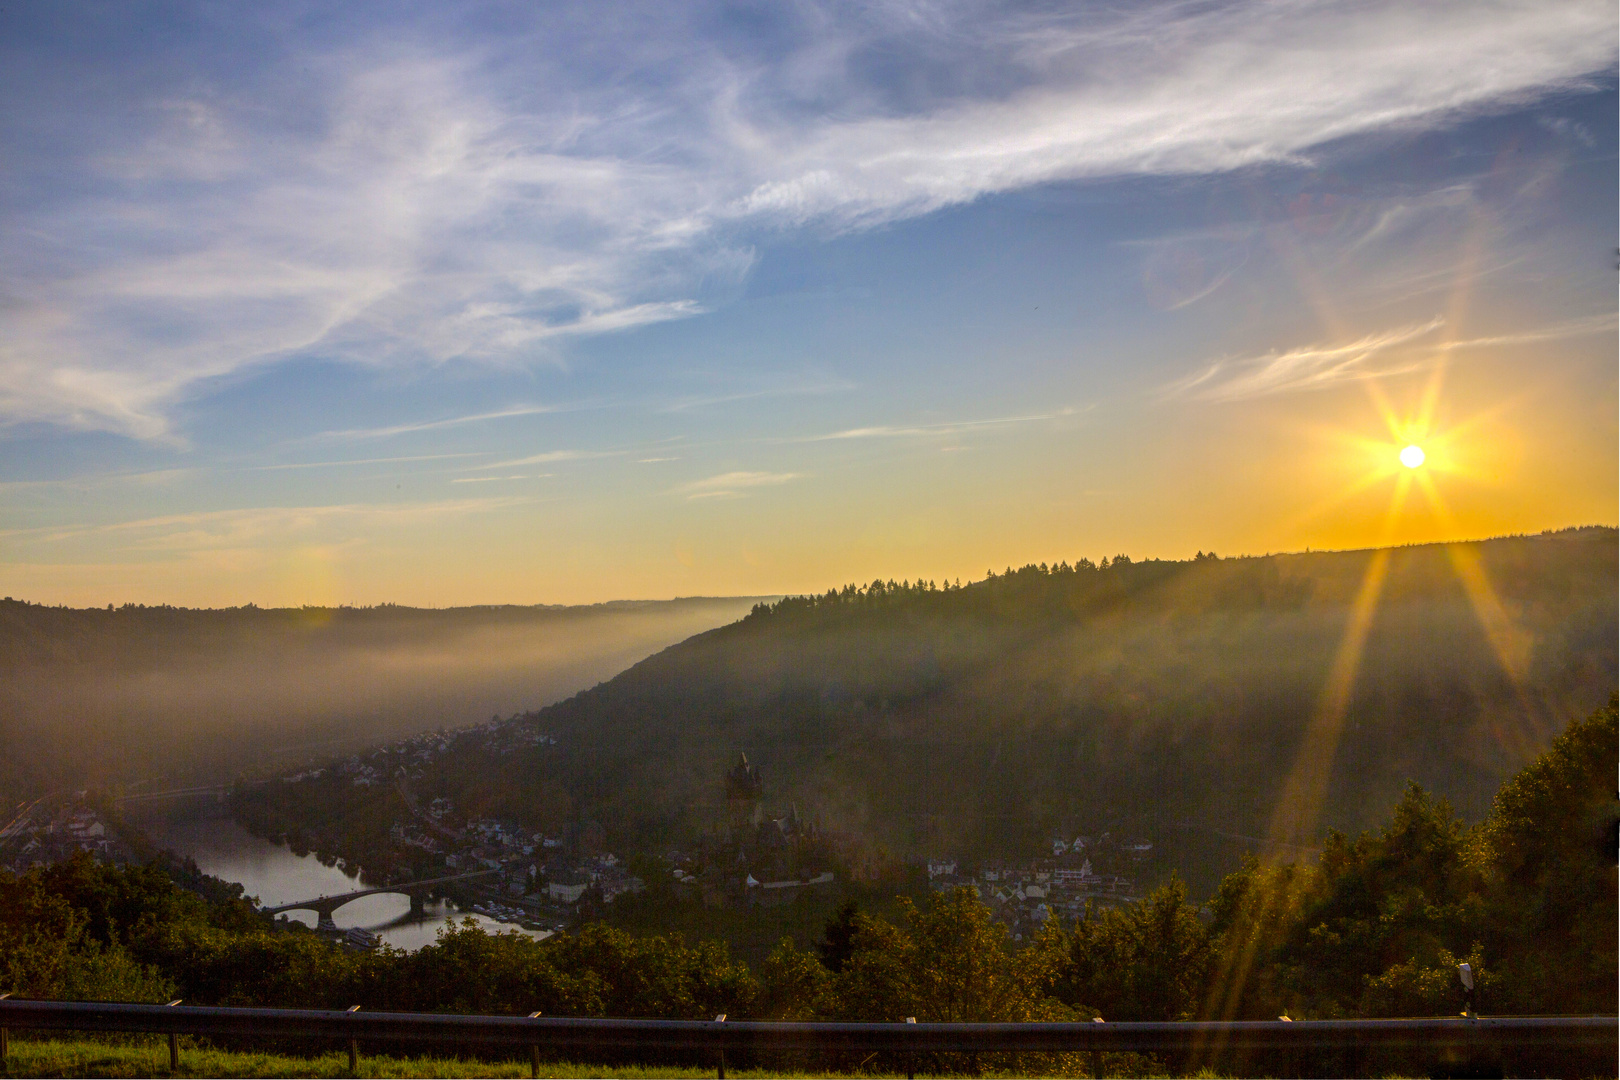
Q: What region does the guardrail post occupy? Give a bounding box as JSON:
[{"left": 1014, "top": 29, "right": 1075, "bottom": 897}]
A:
[
  {"left": 165, "top": 999, "right": 182, "bottom": 1073},
  {"left": 347, "top": 1005, "right": 362, "bottom": 1075},
  {"left": 1, "top": 992, "right": 11, "bottom": 1069},
  {"left": 904, "top": 1016, "right": 917, "bottom": 1079},
  {"left": 528, "top": 1011, "right": 542, "bottom": 1078},
  {"left": 714, "top": 1014, "right": 726, "bottom": 1079}
]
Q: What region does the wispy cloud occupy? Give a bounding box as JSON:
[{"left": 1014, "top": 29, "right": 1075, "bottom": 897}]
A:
[
  {"left": 1167, "top": 312, "right": 1617, "bottom": 402},
  {"left": 314, "top": 406, "right": 563, "bottom": 441},
  {"left": 0, "top": 468, "right": 200, "bottom": 495},
  {"left": 1445, "top": 312, "right": 1618, "bottom": 350},
  {"left": 676, "top": 470, "right": 801, "bottom": 499},
  {"left": 805, "top": 409, "right": 1081, "bottom": 441},
  {"left": 250, "top": 452, "right": 487, "bottom": 470},
  {"left": 1168, "top": 320, "right": 1445, "bottom": 401},
  {"left": 4, "top": 497, "right": 528, "bottom": 552},
  {"left": 655, "top": 378, "right": 858, "bottom": 413},
  {"left": 474, "top": 450, "right": 612, "bottom": 470},
  {"left": 451, "top": 475, "right": 547, "bottom": 483},
  {"left": 3, "top": 1, "right": 1613, "bottom": 435}
]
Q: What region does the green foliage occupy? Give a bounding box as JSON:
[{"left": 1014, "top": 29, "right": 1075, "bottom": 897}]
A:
[
  {"left": 1027, "top": 878, "right": 1210, "bottom": 1021},
  {"left": 1473, "top": 693, "right": 1618, "bottom": 1014},
  {"left": 0, "top": 695, "right": 1613, "bottom": 1061},
  {"left": 1203, "top": 698, "right": 1618, "bottom": 1020},
  {"left": 543, "top": 923, "right": 757, "bottom": 1020},
  {"left": 814, "top": 900, "right": 859, "bottom": 974},
  {"left": 0, "top": 859, "right": 175, "bottom": 1003},
  {"left": 0, "top": 1036, "right": 838, "bottom": 1077},
  {"left": 756, "top": 938, "right": 833, "bottom": 1020}
]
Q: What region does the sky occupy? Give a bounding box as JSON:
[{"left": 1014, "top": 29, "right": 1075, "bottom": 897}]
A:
[{"left": 1, "top": 0, "right": 1615, "bottom": 608}]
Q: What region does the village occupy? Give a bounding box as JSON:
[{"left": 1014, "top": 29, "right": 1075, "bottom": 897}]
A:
[
  {"left": 321, "top": 723, "right": 650, "bottom": 931},
  {"left": 924, "top": 831, "right": 1149, "bottom": 941},
  {"left": 0, "top": 793, "right": 137, "bottom": 872},
  {"left": 4, "top": 720, "right": 1148, "bottom": 947}
]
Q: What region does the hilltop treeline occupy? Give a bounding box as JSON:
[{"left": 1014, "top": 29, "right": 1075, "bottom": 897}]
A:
[
  {"left": 0, "top": 595, "right": 765, "bottom": 803},
  {"left": 743, "top": 547, "right": 1287, "bottom": 621},
  {"left": 262, "top": 530, "right": 1613, "bottom": 894},
  {"left": 3, "top": 703, "right": 1614, "bottom": 1074}
]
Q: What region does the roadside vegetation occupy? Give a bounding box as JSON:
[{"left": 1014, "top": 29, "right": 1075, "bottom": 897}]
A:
[{"left": 0, "top": 1038, "right": 858, "bottom": 1079}]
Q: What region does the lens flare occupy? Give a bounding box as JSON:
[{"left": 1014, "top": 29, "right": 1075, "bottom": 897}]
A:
[{"left": 1399, "top": 444, "right": 1425, "bottom": 468}]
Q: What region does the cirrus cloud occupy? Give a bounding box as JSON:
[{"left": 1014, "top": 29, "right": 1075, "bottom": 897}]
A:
[
  {"left": 676, "top": 470, "right": 802, "bottom": 499},
  {"left": 2, "top": 0, "right": 1613, "bottom": 437}
]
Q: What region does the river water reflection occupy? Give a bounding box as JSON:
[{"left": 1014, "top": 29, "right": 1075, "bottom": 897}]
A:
[{"left": 148, "top": 816, "right": 544, "bottom": 951}]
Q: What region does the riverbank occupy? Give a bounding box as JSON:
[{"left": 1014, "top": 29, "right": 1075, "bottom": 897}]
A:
[{"left": 123, "top": 805, "right": 543, "bottom": 951}]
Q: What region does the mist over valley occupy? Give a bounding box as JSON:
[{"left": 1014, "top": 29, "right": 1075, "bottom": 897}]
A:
[
  {"left": 236, "top": 529, "right": 1615, "bottom": 898},
  {"left": 0, "top": 595, "right": 770, "bottom": 803}
]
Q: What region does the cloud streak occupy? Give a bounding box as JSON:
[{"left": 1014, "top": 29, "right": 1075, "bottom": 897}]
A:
[
  {"left": 2, "top": 497, "right": 529, "bottom": 553},
  {"left": 313, "top": 406, "right": 564, "bottom": 441},
  {"left": 676, "top": 470, "right": 801, "bottom": 499},
  {"left": 1169, "top": 320, "right": 1446, "bottom": 401},
  {"left": 475, "top": 450, "right": 612, "bottom": 470},
  {"left": 805, "top": 409, "right": 1080, "bottom": 442},
  {"left": 1169, "top": 312, "right": 1617, "bottom": 401},
  {"left": 3, "top": 1, "right": 1613, "bottom": 435}
]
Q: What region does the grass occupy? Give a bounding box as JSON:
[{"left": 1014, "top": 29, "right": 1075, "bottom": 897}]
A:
[
  {"left": 0, "top": 1035, "right": 908, "bottom": 1079},
  {"left": 1, "top": 1036, "right": 1457, "bottom": 1078}
]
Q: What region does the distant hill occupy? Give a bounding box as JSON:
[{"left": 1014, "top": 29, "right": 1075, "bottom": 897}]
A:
[
  {"left": 0, "top": 596, "right": 772, "bottom": 803},
  {"left": 257, "top": 529, "right": 1615, "bottom": 894}
]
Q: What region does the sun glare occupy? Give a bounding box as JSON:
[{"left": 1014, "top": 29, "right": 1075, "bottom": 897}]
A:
[{"left": 1399, "top": 444, "right": 1425, "bottom": 469}]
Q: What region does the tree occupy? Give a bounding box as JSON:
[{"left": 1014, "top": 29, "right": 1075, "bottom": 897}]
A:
[
  {"left": 756, "top": 936, "right": 833, "bottom": 1020},
  {"left": 1028, "top": 878, "right": 1210, "bottom": 1021},
  {"left": 816, "top": 900, "right": 859, "bottom": 973},
  {"left": 1475, "top": 696, "right": 1618, "bottom": 1014}
]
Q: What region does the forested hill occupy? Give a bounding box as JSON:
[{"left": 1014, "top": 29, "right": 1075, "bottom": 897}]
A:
[
  {"left": 236, "top": 529, "right": 1615, "bottom": 895},
  {"left": 510, "top": 529, "right": 1614, "bottom": 886},
  {"left": 0, "top": 595, "right": 769, "bottom": 803}
]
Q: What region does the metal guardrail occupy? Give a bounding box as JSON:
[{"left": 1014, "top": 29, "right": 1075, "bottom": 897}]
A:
[{"left": 0, "top": 998, "right": 1613, "bottom": 1077}]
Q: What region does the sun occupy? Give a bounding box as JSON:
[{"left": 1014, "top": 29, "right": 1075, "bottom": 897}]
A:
[{"left": 1399, "top": 444, "right": 1426, "bottom": 469}]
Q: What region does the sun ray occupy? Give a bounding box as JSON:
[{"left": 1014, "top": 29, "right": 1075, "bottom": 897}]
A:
[
  {"left": 1202, "top": 202, "right": 1520, "bottom": 1038},
  {"left": 1411, "top": 470, "right": 1545, "bottom": 761},
  {"left": 1201, "top": 476, "right": 1407, "bottom": 1034},
  {"left": 1265, "top": 544, "right": 1393, "bottom": 849},
  {"left": 1276, "top": 463, "right": 1399, "bottom": 536}
]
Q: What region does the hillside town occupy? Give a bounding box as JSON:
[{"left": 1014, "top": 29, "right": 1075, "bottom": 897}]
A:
[
  {"left": 925, "top": 832, "right": 1148, "bottom": 940},
  {"left": 0, "top": 793, "right": 137, "bottom": 872},
  {"left": 5, "top": 717, "right": 1150, "bottom": 947},
  {"left": 251, "top": 718, "right": 649, "bottom": 931}
]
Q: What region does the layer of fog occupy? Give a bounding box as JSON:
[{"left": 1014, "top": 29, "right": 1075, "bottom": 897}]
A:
[{"left": 0, "top": 597, "right": 771, "bottom": 798}]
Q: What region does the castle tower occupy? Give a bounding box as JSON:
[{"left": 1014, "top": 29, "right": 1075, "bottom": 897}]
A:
[{"left": 725, "top": 753, "right": 765, "bottom": 834}]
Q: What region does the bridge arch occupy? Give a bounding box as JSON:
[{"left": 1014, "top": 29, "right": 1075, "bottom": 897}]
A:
[{"left": 260, "top": 870, "right": 502, "bottom": 930}]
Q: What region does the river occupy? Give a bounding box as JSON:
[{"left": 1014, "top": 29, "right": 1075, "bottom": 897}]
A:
[{"left": 144, "top": 814, "right": 545, "bottom": 951}]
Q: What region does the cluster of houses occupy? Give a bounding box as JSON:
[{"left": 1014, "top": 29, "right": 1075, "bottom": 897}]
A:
[
  {"left": 269, "top": 717, "right": 646, "bottom": 930},
  {"left": 316, "top": 717, "right": 558, "bottom": 793},
  {"left": 0, "top": 795, "right": 133, "bottom": 871},
  {"left": 384, "top": 786, "right": 645, "bottom": 925},
  {"left": 926, "top": 833, "right": 1151, "bottom": 940}
]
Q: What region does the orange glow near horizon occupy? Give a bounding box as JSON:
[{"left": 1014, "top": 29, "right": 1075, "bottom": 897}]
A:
[
  {"left": 1203, "top": 349, "right": 1559, "bottom": 1030},
  {"left": 1265, "top": 344, "right": 1545, "bottom": 844}
]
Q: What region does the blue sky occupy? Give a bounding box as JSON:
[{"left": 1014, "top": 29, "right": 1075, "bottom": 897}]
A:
[{"left": 2, "top": 1, "right": 1615, "bottom": 606}]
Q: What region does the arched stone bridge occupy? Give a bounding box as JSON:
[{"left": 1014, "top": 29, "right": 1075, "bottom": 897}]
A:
[{"left": 261, "top": 869, "right": 502, "bottom": 931}]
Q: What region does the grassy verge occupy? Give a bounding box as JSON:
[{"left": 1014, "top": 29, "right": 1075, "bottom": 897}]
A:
[{"left": 0, "top": 1035, "right": 909, "bottom": 1079}]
